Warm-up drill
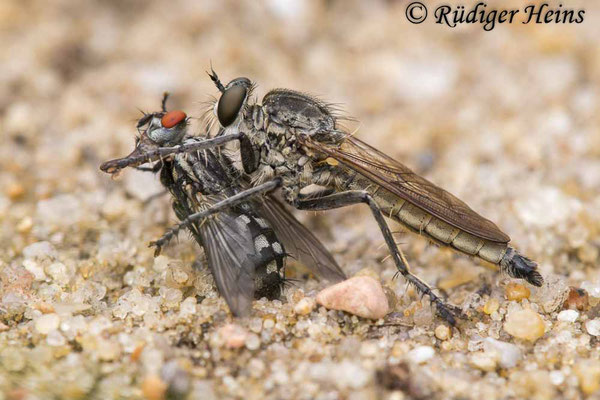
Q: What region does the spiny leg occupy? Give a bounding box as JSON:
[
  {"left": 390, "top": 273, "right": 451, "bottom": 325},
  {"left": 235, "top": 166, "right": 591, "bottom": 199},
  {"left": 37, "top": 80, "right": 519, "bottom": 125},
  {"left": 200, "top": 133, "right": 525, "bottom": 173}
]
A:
[
  {"left": 99, "top": 132, "right": 243, "bottom": 174},
  {"left": 150, "top": 178, "right": 282, "bottom": 255},
  {"left": 294, "top": 190, "right": 460, "bottom": 326}
]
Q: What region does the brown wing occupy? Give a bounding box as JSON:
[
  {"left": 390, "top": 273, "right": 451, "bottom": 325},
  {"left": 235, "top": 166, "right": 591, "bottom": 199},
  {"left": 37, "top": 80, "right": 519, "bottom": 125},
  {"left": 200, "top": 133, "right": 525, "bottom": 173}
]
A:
[{"left": 301, "top": 135, "right": 510, "bottom": 243}]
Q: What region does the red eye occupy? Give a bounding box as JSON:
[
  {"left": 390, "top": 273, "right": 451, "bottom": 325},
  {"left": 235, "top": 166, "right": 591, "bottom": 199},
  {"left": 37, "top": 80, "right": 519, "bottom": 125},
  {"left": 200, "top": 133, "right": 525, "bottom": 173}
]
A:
[{"left": 161, "top": 110, "right": 187, "bottom": 128}]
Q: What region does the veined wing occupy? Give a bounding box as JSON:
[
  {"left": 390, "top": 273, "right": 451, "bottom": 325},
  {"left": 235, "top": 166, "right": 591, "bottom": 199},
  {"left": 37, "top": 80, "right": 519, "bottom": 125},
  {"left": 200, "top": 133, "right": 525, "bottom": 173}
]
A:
[
  {"left": 198, "top": 210, "right": 257, "bottom": 317},
  {"left": 300, "top": 134, "right": 510, "bottom": 243},
  {"left": 257, "top": 195, "right": 346, "bottom": 282}
]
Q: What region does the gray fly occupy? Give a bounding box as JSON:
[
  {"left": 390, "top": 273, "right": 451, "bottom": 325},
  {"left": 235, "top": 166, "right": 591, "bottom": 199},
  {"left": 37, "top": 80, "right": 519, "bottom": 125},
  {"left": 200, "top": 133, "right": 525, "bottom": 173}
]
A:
[{"left": 100, "top": 95, "right": 346, "bottom": 316}]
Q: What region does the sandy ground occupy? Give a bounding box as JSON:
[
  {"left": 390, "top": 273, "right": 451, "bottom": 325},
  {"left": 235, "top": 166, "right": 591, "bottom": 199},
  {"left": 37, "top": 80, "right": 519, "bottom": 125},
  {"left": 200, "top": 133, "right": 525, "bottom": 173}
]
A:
[{"left": 1, "top": 0, "right": 599, "bottom": 399}]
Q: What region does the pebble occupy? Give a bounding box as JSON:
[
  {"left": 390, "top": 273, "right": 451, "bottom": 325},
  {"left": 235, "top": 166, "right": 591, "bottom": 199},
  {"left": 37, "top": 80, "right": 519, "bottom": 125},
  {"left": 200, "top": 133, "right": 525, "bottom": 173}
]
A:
[
  {"left": 549, "top": 370, "right": 564, "bottom": 386},
  {"left": 483, "top": 338, "right": 522, "bottom": 369},
  {"left": 483, "top": 298, "right": 500, "bottom": 315},
  {"left": 35, "top": 313, "right": 60, "bottom": 334},
  {"left": 245, "top": 334, "right": 261, "bottom": 350},
  {"left": 46, "top": 330, "right": 66, "bottom": 346},
  {"left": 23, "top": 241, "right": 57, "bottom": 260},
  {"left": 563, "top": 286, "right": 589, "bottom": 311},
  {"left": 6, "top": 182, "right": 25, "bottom": 200},
  {"left": 584, "top": 319, "right": 600, "bottom": 336},
  {"left": 23, "top": 260, "right": 46, "bottom": 281},
  {"left": 316, "top": 276, "right": 389, "bottom": 319},
  {"left": 406, "top": 346, "right": 435, "bottom": 364},
  {"left": 293, "top": 297, "right": 316, "bottom": 315},
  {"left": 141, "top": 375, "right": 167, "bottom": 400},
  {"left": 504, "top": 308, "right": 545, "bottom": 342},
  {"left": 556, "top": 309, "right": 579, "bottom": 323},
  {"left": 469, "top": 352, "right": 497, "bottom": 371},
  {"left": 434, "top": 325, "right": 451, "bottom": 340},
  {"left": 218, "top": 324, "right": 248, "bottom": 349},
  {"left": 505, "top": 283, "right": 530, "bottom": 301}
]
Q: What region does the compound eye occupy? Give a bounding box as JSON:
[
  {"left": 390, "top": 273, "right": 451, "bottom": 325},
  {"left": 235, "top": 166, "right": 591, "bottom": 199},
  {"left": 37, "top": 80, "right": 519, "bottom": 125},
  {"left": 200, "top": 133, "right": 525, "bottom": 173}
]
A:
[
  {"left": 161, "top": 110, "right": 187, "bottom": 128},
  {"left": 217, "top": 85, "right": 247, "bottom": 127}
]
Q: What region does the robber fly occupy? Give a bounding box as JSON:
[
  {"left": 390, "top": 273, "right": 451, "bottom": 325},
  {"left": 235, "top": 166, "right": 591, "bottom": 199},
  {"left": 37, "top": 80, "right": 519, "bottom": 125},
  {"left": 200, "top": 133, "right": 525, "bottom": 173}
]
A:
[{"left": 100, "top": 95, "right": 345, "bottom": 316}]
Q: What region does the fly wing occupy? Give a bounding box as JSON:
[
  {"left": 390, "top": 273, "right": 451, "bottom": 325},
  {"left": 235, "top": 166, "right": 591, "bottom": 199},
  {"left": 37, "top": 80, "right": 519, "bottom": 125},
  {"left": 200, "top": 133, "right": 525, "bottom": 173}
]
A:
[
  {"left": 256, "top": 195, "right": 346, "bottom": 282},
  {"left": 301, "top": 134, "right": 510, "bottom": 243},
  {"left": 198, "top": 211, "right": 257, "bottom": 316}
]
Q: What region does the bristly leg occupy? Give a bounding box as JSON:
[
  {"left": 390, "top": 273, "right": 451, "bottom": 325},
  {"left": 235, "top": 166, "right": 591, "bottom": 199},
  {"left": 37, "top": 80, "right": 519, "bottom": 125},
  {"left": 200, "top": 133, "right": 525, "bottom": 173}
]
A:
[
  {"left": 500, "top": 247, "right": 543, "bottom": 287},
  {"left": 150, "top": 179, "right": 282, "bottom": 255},
  {"left": 294, "top": 190, "right": 462, "bottom": 326}
]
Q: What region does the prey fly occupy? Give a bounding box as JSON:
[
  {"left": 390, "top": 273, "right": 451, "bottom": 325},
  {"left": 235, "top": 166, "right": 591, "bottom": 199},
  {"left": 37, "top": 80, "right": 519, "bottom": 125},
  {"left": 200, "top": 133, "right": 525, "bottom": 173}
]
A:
[{"left": 100, "top": 94, "right": 345, "bottom": 316}]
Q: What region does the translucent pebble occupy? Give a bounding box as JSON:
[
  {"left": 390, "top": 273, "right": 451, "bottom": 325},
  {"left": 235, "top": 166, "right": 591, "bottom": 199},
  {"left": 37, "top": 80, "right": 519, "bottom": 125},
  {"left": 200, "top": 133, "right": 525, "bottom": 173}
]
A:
[
  {"left": 179, "top": 297, "right": 197, "bottom": 317},
  {"left": 549, "top": 371, "right": 565, "bottom": 385},
  {"left": 23, "top": 260, "right": 46, "bottom": 281},
  {"left": 217, "top": 324, "right": 248, "bottom": 349},
  {"left": 332, "top": 360, "right": 369, "bottom": 389},
  {"left": 248, "top": 318, "right": 263, "bottom": 333},
  {"left": 97, "top": 339, "right": 122, "bottom": 361},
  {"left": 245, "top": 333, "right": 261, "bottom": 350},
  {"left": 35, "top": 313, "right": 60, "bottom": 334},
  {"left": 533, "top": 274, "right": 569, "bottom": 313},
  {"left": 153, "top": 255, "right": 171, "bottom": 273},
  {"left": 504, "top": 308, "right": 545, "bottom": 342},
  {"left": 22, "top": 241, "right": 57, "bottom": 260},
  {"left": 505, "top": 283, "right": 530, "bottom": 301},
  {"left": 46, "top": 329, "right": 66, "bottom": 346},
  {"left": 248, "top": 358, "right": 266, "bottom": 378},
  {"left": 263, "top": 318, "right": 275, "bottom": 330},
  {"left": 581, "top": 281, "right": 600, "bottom": 298},
  {"left": 293, "top": 297, "right": 316, "bottom": 315},
  {"left": 469, "top": 352, "right": 497, "bottom": 371},
  {"left": 483, "top": 338, "right": 522, "bottom": 368},
  {"left": 406, "top": 346, "right": 435, "bottom": 364},
  {"left": 434, "top": 325, "right": 451, "bottom": 341},
  {"left": 45, "top": 262, "right": 69, "bottom": 284},
  {"left": 160, "top": 288, "right": 183, "bottom": 308},
  {"left": 483, "top": 298, "right": 500, "bottom": 315},
  {"left": 141, "top": 374, "right": 167, "bottom": 400},
  {"left": 585, "top": 319, "right": 600, "bottom": 336},
  {"left": 556, "top": 309, "right": 579, "bottom": 322},
  {"left": 88, "top": 316, "right": 111, "bottom": 335}
]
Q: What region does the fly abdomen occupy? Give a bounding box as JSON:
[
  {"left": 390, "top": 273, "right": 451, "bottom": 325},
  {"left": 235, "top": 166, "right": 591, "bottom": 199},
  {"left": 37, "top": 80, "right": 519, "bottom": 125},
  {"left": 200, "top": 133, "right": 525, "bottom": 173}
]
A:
[
  {"left": 347, "top": 174, "right": 509, "bottom": 265},
  {"left": 235, "top": 210, "right": 287, "bottom": 300}
]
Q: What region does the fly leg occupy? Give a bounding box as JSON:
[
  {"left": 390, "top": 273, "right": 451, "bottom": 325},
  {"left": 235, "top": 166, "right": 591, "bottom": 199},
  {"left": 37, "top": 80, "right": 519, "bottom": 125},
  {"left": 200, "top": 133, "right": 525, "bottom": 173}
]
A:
[
  {"left": 100, "top": 132, "right": 243, "bottom": 174},
  {"left": 294, "top": 190, "right": 460, "bottom": 326},
  {"left": 150, "top": 178, "right": 282, "bottom": 255}
]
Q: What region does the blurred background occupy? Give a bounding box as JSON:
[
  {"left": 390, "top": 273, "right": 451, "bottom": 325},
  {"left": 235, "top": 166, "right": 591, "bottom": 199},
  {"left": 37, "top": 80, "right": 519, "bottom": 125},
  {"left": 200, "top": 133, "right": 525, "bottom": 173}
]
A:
[{"left": 0, "top": 0, "right": 599, "bottom": 399}]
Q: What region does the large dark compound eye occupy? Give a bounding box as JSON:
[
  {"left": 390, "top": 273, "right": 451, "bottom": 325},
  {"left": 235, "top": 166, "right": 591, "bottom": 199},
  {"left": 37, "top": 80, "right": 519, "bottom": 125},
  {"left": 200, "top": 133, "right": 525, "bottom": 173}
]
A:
[{"left": 217, "top": 84, "right": 247, "bottom": 127}]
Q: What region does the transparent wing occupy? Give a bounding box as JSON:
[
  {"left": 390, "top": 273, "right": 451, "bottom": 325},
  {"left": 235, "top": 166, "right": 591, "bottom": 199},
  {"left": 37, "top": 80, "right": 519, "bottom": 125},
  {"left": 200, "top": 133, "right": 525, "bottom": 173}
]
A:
[
  {"left": 300, "top": 134, "right": 510, "bottom": 243},
  {"left": 199, "top": 211, "right": 256, "bottom": 316},
  {"left": 256, "top": 195, "right": 346, "bottom": 282}
]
